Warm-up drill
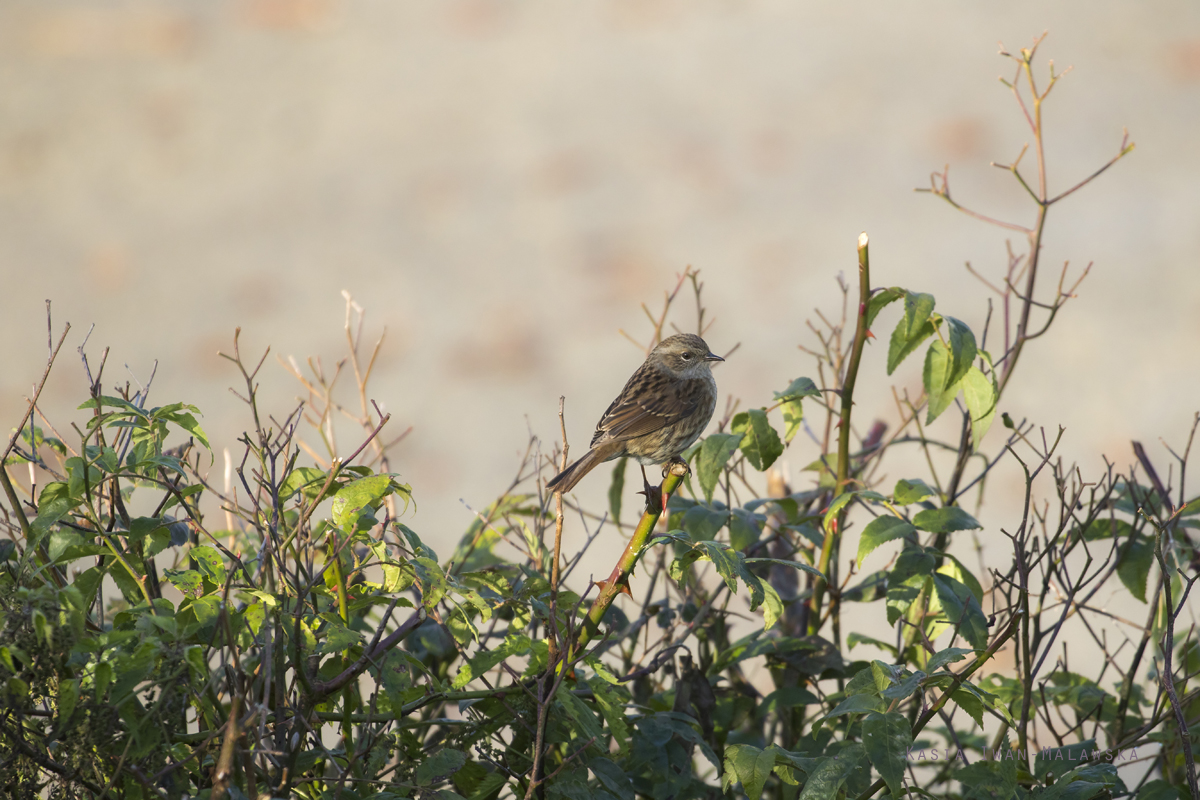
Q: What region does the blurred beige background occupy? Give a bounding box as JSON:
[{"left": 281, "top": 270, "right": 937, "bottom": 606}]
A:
[{"left": 2, "top": 1, "right": 1199, "bottom": 577}]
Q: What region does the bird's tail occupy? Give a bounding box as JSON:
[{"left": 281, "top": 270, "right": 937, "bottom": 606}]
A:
[{"left": 546, "top": 448, "right": 604, "bottom": 494}]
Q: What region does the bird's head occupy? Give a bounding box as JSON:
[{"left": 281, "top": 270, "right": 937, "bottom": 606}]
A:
[{"left": 649, "top": 333, "right": 724, "bottom": 378}]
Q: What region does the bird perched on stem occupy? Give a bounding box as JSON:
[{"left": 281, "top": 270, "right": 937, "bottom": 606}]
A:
[{"left": 547, "top": 333, "right": 723, "bottom": 506}]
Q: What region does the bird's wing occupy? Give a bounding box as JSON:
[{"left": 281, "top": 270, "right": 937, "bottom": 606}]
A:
[{"left": 591, "top": 367, "right": 702, "bottom": 445}]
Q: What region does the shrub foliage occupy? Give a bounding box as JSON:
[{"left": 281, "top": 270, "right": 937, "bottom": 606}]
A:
[{"left": 2, "top": 36, "right": 1197, "bottom": 800}]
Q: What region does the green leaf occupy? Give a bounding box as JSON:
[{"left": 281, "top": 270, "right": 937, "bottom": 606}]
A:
[
  {"left": 589, "top": 757, "right": 633, "bottom": 800},
  {"left": 887, "top": 292, "right": 937, "bottom": 374},
  {"left": 865, "top": 287, "right": 903, "bottom": 329},
  {"left": 856, "top": 516, "right": 916, "bottom": 568},
  {"left": 863, "top": 711, "right": 913, "bottom": 798},
  {"left": 781, "top": 399, "right": 805, "bottom": 443},
  {"left": 723, "top": 744, "right": 777, "bottom": 799},
  {"left": 696, "top": 433, "right": 743, "bottom": 503},
  {"left": 558, "top": 690, "right": 603, "bottom": 745},
  {"left": 608, "top": 457, "right": 626, "bottom": 526},
  {"left": 451, "top": 635, "right": 530, "bottom": 689},
  {"left": 32, "top": 482, "right": 79, "bottom": 536},
  {"left": 927, "top": 647, "right": 975, "bottom": 673},
  {"left": 1117, "top": 535, "right": 1153, "bottom": 602},
  {"left": 728, "top": 508, "right": 763, "bottom": 551},
  {"left": 588, "top": 677, "right": 632, "bottom": 754},
  {"left": 821, "top": 694, "right": 887, "bottom": 720},
  {"left": 912, "top": 506, "right": 981, "bottom": 533},
  {"left": 774, "top": 377, "right": 821, "bottom": 403},
  {"left": 163, "top": 568, "right": 203, "bottom": 599},
  {"left": 190, "top": 545, "right": 226, "bottom": 586},
  {"left": 923, "top": 340, "right": 962, "bottom": 424},
  {"left": 280, "top": 467, "right": 328, "bottom": 502},
  {"left": 797, "top": 751, "right": 856, "bottom": 800},
  {"left": 1136, "top": 780, "right": 1181, "bottom": 800},
  {"left": 943, "top": 316, "right": 978, "bottom": 387},
  {"left": 932, "top": 574, "right": 988, "bottom": 650},
  {"left": 415, "top": 748, "right": 467, "bottom": 786},
  {"left": 331, "top": 475, "right": 394, "bottom": 531},
  {"left": 681, "top": 505, "right": 725, "bottom": 541},
  {"left": 894, "top": 478, "right": 937, "bottom": 505},
  {"left": 962, "top": 366, "right": 998, "bottom": 450},
  {"left": 731, "top": 410, "right": 784, "bottom": 472}
]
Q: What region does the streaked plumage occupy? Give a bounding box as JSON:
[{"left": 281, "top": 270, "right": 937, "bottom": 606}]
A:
[{"left": 547, "top": 333, "right": 723, "bottom": 494}]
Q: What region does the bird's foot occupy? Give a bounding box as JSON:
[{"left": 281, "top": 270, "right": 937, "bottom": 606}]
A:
[{"left": 662, "top": 456, "right": 690, "bottom": 479}]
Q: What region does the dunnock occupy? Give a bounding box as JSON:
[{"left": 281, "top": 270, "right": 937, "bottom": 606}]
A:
[{"left": 547, "top": 333, "right": 723, "bottom": 497}]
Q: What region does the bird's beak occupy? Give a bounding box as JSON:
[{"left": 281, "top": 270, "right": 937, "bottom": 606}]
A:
[{"left": 704, "top": 351, "right": 724, "bottom": 363}]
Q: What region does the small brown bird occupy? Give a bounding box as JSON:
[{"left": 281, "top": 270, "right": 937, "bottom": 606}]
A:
[{"left": 547, "top": 333, "right": 723, "bottom": 497}]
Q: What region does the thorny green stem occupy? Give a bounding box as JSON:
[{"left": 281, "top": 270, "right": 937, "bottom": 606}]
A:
[{"left": 810, "top": 232, "right": 870, "bottom": 636}]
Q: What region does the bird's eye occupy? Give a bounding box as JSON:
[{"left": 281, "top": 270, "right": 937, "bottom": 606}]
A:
[{"left": 681, "top": 352, "right": 692, "bottom": 360}]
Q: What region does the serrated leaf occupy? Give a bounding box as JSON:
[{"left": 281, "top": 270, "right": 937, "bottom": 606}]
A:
[
  {"left": 894, "top": 478, "right": 937, "bottom": 505},
  {"left": 696, "top": 433, "right": 743, "bottom": 503},
  {"left": 728, "top": 508, "right": 763, "bottom": 550},
  {"left": 944, "top": 317, "right": 978, "bottom": 387},
  {"left": 927, "top": 647, "right": 975, "bottom": 673},
  {"left": 912, "top": 506, "right": 981, "bottom": 533},
  {"left": 774, "top": 377, "right": 820, "bottom": 402},
  {"left": 1117, "top": 535, "right": 1153, "bottom": 602},
  {"left": 923, "top": 340, "right": 962, "bottom": 424},
  {"left": 962, "top": 366, "right": 998, "bottom": 450},
  {"left": 331, "top": 475, "right": 393, "bottom": 531},
  {"left": 731, "top": 410, "right": 784, "bottom": 471},
  {"left": 856, "top": 516, "right": 916, "bottom": 568},
  {"left": 866, "top": 287, "right": 903, "bottom": 329},
  {"left": 781, "top": 399, "right": 805, "bottom": 443},
  {"left": 415, "top": 748, "right": 466, "bottom": 786},
  {"left": 723, "top": 745, "right": 777, "bottom": 799},
  {"left": 932, "top": 574, "right": 988, "bottom": 649},
  {"left": 863, "top": 712, "right": 913, "bottom": 798},
  {"left": 887, "top": 292, "right": 937, "bottom": 374},
  {"left": 190, "top": 545, "right": 225, "bottom": 586}
]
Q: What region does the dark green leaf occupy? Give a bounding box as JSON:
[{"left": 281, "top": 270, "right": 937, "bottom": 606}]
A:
[
  {"left": 932, "top": 574, "right": 988, "bottom": 650},
  {"left": 589, "top": 757, "right": 633, "bottom": 800},
  {"left": 1117, "top": 535, "right": 1153, "bottom": 602},
  {"left": 887, "top": 292, "right": 937, "bottom": 374},
  {"left": 927, "top": 647, "right": 975, "bottom": 673},
  {"left": 944, "top": 316, "right": 978, "bottom": 387},
  {"left": 728, "top": 508, "right": 763, "bottom": 550},
  {"left": 32, "top": 482, "right": 79, "bottom": 535},
  {"left": 821, "top": 694, "right": 887, "bottom": 720},
  {"left": 558, "top": 690, "right": 604, "bottom": 745},
  {"left": 923, "top": 340, "right": 961, "bottom": 424},
  {"left": 731, "top": 409, "right": 784, "bottom": 471},
  {"left": 856, "top": 516, "right": 916, "bottom": 568},
  {"left": 681, "top": 505, "right": 725, "bottom": 541},
  {"left": 415, "top": 748, "right": 467, "bottom": 786},
  {"left": 774, "top": 377, "right": 820, "bottom": 402},
  {"left": 913, "top": 506, "right": 981, "bottom": 533},
  {"left": 1136, "top": 780, "right": 1181, "bottom": 800},
  {"left": 863, "top": 712, "right": 912, "bottom": 798},
  {"left": 696, "top": 433, "right": 743, "bottom": 503}
]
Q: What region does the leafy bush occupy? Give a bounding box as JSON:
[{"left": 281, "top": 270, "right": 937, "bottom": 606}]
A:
[{"left": 2, "top": 36, "right": 1197, "bottom": 800}]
